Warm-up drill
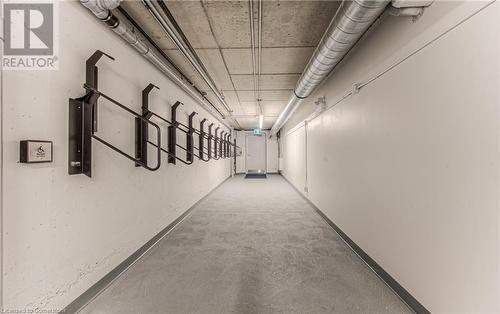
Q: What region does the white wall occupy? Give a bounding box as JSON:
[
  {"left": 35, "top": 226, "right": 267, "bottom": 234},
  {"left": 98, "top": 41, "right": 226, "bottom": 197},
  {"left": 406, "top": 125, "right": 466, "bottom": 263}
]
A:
[
  {"left": 267, "top": 135, "right": 279, "bottom": 173},
  {"left": 282, "top": 126, "right": 306, "bottom": 193},
  {"left": 1, "top": 2, "right": 231, "bottom": 311},
  {"left": 235, "top": 131, "right": 279, "bottom": 174},
  {"left": 281, "top": 1, "right": 499, "bottom": 313}
]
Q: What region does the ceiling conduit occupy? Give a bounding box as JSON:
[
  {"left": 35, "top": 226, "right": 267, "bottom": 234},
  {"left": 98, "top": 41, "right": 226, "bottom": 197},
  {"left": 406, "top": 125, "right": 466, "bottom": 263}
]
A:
[
  {"left": 270, "top": 0, "right": 390, "bottom": 136},
  {"left": 80, "top": 0, "right": 232, "bottom": 129},
  {"left": 141, "top": 0, "right": 234, "bottom": 115}
]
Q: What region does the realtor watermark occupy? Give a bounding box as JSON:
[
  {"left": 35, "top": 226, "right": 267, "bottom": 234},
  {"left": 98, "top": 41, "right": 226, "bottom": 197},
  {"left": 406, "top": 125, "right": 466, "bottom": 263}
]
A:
[{"left": 2, "top": 0, "right": 59, "bottom": 70}]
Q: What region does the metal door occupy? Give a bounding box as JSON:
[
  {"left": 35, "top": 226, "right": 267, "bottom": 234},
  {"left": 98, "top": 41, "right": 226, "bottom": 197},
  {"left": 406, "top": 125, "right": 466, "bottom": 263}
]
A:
[{"left": 245, "top": 133, "right": 266, "bottom": 173}]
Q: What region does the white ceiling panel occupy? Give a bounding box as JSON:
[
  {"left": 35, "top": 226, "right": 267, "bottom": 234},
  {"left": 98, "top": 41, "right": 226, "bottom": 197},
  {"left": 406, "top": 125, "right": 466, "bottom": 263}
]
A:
[
  {"left": 262, "top": 47, "right": 314, "bottom": 74},
  {"left": 237, "top": 90, "right": 293, "bottom": 102},
  {"left": 235, "top": 117, "right": 260, "bottom": 129},
  {"left": 231, "top": 75, "right": 255, "bottom": 90},
  {"left": 232, "top": 74, "right": 299, "bottom": 90},
  {"left": 262, "top": 1, "right": 339, "bottom": 47},
  {"left": 163, "top": 50, "right": 211, "bottom": 91},
  {"left": 204, "top": 91, "right": 241, "bottom": 115},
  {"left": 260, "top": 74, "right": 301, "bottom": 90},
  {"left": 197, "top": 49, "right": 235, "bottom": 90},
  {"left": 164, "top": 0, "right": 219, "bottom": 48},
  {"left": 221, "top": 90, "right": 241, "bottom": 107},
  {"left": 238, "top": 102, "right": 260, "bottom": 115},
  {"left": 201, "top": 0, "right": 251, "bottom": 48},
  {"left": 203, "top": 91, "right": 228, "bottom": 116},
  {"left": 261, "top": 101, "right": 287, "bottom": 115},
  {"left": 222, "top": 48, "right": 253, "bottom": 74}
]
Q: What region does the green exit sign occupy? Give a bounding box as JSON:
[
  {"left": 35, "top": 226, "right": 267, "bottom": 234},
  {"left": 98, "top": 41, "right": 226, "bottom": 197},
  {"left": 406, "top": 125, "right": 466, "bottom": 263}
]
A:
[{"left": 254, "top": 129, "right": 263, "bottom": 135}]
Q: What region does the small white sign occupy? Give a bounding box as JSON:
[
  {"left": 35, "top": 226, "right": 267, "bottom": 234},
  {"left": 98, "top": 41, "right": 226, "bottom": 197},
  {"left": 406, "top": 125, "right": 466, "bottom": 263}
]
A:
[{"left": 20, "top": 140, "right": 53, "bottom": 163}]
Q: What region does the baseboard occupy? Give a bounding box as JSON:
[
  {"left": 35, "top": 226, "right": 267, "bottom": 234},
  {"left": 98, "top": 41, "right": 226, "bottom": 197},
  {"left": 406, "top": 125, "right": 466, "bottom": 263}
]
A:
[
  {"left": 280, "top": 174, "right": 429, "bottom": 314},
  {"left": 62, "top": 176, "right": 230, "bottom": 314},
  {"left": 235, "top": 172, "right": 279, "bottom": 175}
]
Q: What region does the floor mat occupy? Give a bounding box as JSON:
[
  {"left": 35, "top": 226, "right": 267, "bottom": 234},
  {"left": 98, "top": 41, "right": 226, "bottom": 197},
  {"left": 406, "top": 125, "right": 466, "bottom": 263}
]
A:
[{"left": 245, "top": 173, "right": 267, "bottom": 179}]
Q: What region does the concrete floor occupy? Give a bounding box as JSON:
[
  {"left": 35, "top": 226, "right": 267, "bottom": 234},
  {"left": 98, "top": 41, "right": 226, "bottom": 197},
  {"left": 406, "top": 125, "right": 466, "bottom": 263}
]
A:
[{"left": 79, "top": 175, "right": 411, "bottom": 314}]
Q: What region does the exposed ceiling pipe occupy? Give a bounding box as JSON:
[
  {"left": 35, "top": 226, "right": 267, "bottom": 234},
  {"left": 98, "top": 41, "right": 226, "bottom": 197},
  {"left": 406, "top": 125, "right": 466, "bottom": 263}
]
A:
[
  {"left": 141, "top": 0, "right": 233, "bottom": 116},
  {"left": 248, "top": 0, "right": 258, "bottom": 117},
  {"left": 270, "top": 0, "right": 390, "bottom": 136},
  {"left": 258, "top": 0, "right": 263, "bottom": 115},
  {"left": 146, "top": 2, "right": 242, "bottom": 130},
  {"left": 80, "top": 0, "right": 232, "bottom": 129}
]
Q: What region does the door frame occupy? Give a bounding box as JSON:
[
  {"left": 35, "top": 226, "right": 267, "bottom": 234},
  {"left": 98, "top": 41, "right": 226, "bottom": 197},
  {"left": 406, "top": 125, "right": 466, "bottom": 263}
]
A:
[{"left": 245, "top": 131, "right": 267, "bottom": 173}]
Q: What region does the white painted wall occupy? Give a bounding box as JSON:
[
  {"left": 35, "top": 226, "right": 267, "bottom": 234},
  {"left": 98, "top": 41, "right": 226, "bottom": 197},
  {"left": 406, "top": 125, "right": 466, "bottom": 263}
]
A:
[
  {"left": 281, "top": 1, "right": 500, "bottom": 313},
  {"left": 235, "top": 131, "right": 279, "bottom": 174},
  {"left": 266, "top": 135, "right": 279, "bottom": 174},
  {"left": 1, "top": 2, "right": 231, "bottom": 311},
  {"left": 282, "top": 126, "right": 306, "bottom": 194}
]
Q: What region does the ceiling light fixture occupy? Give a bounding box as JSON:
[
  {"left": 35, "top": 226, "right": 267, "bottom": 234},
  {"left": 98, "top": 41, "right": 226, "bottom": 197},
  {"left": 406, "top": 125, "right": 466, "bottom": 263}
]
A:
[{"left": 259, "top": 114, "right": 263, "bottom": 129}]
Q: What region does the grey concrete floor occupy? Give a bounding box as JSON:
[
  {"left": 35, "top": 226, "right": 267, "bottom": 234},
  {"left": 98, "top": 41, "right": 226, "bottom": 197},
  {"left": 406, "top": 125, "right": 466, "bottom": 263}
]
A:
[{"left": 80, "top": 175, "right": 412, "bottom": 314}]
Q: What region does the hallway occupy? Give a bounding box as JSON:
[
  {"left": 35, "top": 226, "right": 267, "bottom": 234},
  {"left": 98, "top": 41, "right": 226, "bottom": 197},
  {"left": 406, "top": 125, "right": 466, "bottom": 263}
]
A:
[
  {"left": 2, "top": 0, "right": 499, "bottom": 312},
  {"left": 80, "top": 175, "right": 410, "bottom": 313}
]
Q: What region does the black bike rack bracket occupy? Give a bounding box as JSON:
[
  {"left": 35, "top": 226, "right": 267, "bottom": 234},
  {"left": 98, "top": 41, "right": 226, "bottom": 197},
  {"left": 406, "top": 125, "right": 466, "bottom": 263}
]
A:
[
  {"left": 68, "top": 94, "right": 95, "bottom": 176},
  {"left": 69, "top": 50, "right": 114, "bottom": 177},
  {"left": 199, "top": 118, "right": 207, "bottom": 160},
  {"left": 168, "top": 101, "right": 183, "bottom": 164},
  {"left": 220, "top": 131, "right": 225, "bottom": 159},
  {"left": 186, "top": 111, "right": 197, "bottom": 163},
  {"left": 86, "top": 50, "right": 114, "bottom": 132},
  {"left": 214, "top": 127, "right": 220, "bottom": 159},
  {"left": 135, "top": 83, "right": 158, "bottom": 167},
  {"left": 208, "top": 123, "right": 213, "bottom": 160}
]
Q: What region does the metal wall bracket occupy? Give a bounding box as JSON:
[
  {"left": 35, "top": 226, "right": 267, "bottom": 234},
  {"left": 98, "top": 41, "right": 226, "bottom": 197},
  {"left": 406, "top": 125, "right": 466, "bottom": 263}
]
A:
[
  {"left": 199, "top": 118, "right": 207, "bottom": 160},
  {"left": 69, "top": 50, "right": 115, "bottom": 176},
  {"left": 86, "top": 50, "right": 115, "bottom": 132},
  {"left": 135, "top": 83, "right": 158, "bottom": 167},
  {"left": 141, "top": 106, "right": 196, "bottom": 166},
  {"left": 233, "top": 137, "right": 237, "bottom": 159},
  {"left": 186, "top": 111, "right": 197, "bottom": 163},
  {"left": 68, "top": 94, "right": 94, "bottom": 176},
  {"left": 208, "top": 123, "right": 214, "bottom": 160},
  {"left": 168, "top": 101, "right": 183, "bottom": 164},
  {"left": 220, "top": 131, "right": 225, "bottom": 158},
  {"left": 214, "top": 127, "right": 220, "bottom": 159}
]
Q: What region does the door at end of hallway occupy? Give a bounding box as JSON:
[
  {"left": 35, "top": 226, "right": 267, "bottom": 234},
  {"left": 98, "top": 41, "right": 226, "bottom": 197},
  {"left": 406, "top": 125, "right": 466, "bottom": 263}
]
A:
[{"left": 245, "top": 132, "right": 267, "bottom": 173}]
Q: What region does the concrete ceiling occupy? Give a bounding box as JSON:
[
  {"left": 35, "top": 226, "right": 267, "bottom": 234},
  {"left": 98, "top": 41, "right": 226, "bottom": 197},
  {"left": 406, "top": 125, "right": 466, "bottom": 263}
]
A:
[{"left": 120, "top": 0, "right": 340, "bottom": 129}]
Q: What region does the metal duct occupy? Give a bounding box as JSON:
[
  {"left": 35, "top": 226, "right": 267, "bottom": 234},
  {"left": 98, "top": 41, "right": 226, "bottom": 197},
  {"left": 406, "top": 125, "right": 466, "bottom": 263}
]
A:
[
  {"left": 270, "top": 0, "right": 390, "bottom": 136},
  {"left": 80, "top": 0, "right": 232, "bottom": 129}
]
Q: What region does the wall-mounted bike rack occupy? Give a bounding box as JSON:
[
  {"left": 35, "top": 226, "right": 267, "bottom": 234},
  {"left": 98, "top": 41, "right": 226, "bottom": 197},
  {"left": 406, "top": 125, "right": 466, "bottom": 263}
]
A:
[
  {"left": 69, "top": 50, "right": 162, "bottom": 177},
  {"left": 136, "top": 98, "right": 194, "bottom": 166},
  {"left": 133, "top": 85, "right": 237, "bottom": 166},
  {"left": 69, "top": 50, "right": 242, "bottom": 177}
]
